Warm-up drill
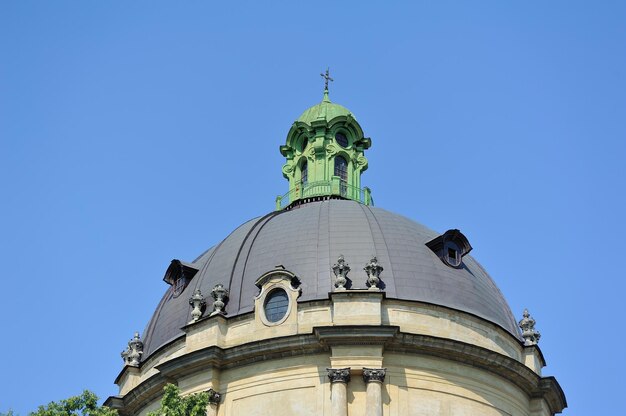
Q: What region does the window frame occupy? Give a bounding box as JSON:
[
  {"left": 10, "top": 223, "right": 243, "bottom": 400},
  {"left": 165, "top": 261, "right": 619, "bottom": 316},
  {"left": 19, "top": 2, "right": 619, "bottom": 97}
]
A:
[
  {"left": 263, "top": 288, "right": 290, "bottom": 323},
  {"left": 335, "top": 131, "right": 349, "bottom": 148}
]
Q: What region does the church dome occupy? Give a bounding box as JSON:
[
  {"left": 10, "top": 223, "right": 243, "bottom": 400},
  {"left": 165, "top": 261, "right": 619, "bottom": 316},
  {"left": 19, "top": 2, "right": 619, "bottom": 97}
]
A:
[
  {"left": 296, "top": 96, "right": 353, "bottom": 124},
  {"left": 142, "top": 199, "right": 520, "bottom": 358},
  {"left": 295, "top": 70, "right": 353, "bottom": 124},
  {"left": 109, "top": 79, "right": 565, "bottom": 416}
]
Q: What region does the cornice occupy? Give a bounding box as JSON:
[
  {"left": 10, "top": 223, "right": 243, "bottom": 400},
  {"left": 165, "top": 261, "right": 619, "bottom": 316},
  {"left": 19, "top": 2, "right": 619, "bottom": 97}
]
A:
[{"left": 109, "top": 325, "right": 566, "bottom": 414}]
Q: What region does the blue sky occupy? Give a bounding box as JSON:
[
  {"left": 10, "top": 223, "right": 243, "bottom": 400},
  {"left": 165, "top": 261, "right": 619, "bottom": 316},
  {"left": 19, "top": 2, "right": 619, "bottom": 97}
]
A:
[{"left": 1, "top": 1, "right": 624, "bottom": 415}]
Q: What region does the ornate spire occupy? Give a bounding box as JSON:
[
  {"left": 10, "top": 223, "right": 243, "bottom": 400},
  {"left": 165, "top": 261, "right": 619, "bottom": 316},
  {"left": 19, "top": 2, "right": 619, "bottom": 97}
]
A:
[{"left": 519, "top": 308, "right": 541, "bottom": 346}]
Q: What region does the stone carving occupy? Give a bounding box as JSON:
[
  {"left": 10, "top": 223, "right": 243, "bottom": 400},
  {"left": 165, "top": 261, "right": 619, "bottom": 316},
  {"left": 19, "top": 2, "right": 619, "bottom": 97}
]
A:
[
  {"left": 362, "top": 368, "right": 386, "bottom": 383},
  {"left": 332, "top": 255, "right": 351, "bottom": 290},
  {"left": 325, "top": 143, "right": 338, "bottom": 158},
  {"left": 355, "top": 154, "right": 368, "bottom": 170},
  {"left": 121, "top": 332, "right": 143, "bottom": 367},
  {"left": 282, "top": 163, "right": 294, "bottom": 176},
  {"left": 188, "top": 289, "right": 206, "bottom": 322},
  {"left": 364, "top": 256, "right": 383, "bottom": 290},
  {"left": 207, "top": 388, "right": 222, "bottom": 405},
  {"left": 327, "top": 368, "right": 351, "bottom": 383},
  {"left": 210, "top": 283, "right": 229, "bottom": 316},
  {"left": 519, "top": 308, "right": 541, "bottom": 346}
]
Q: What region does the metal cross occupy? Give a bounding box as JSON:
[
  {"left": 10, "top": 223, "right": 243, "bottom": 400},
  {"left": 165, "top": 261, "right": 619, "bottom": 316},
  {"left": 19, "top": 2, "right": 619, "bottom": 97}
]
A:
[{"left": 320, "top": 68, "right": 333, "bottom": 91}]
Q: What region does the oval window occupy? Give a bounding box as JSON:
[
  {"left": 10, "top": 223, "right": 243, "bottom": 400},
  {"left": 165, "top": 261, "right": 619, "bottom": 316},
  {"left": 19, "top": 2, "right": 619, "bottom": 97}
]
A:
[
  {"left": 263, "top": 288, "right": 289, "bottom": 323},
  {"left": 335, "top": 132, "right": 348, "bottom": 148}
]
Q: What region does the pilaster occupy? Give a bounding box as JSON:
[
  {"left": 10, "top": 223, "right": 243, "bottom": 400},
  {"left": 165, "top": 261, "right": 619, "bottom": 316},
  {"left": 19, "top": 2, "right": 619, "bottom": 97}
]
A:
[{"left": 522, "top": 345, "right": 545, "bottom": 375}]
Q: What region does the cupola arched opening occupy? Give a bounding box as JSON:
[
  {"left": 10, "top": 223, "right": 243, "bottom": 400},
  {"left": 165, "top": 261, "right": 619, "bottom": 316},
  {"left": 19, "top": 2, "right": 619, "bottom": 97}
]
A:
[
  {"left": 300, "top": 158, "right": 308, "bottom": 185},
  {"left": 334, "top": 155, "right": 348, "bottom": 197}
]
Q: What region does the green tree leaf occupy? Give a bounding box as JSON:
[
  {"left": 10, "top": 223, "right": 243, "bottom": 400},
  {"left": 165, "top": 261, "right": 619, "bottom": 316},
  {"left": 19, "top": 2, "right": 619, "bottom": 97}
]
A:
[
  {"left": 28, "top": 391, "right": 117, "bottom": 416},
  {"left": 147, "top": 384, "right": 209, "bottom": 416}
]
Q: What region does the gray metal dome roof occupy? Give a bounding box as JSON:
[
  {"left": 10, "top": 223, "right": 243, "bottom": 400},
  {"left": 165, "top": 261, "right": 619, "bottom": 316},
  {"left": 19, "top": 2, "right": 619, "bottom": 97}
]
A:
[{"left": 142, "top": 199, "right": 520, "bottom": 357}]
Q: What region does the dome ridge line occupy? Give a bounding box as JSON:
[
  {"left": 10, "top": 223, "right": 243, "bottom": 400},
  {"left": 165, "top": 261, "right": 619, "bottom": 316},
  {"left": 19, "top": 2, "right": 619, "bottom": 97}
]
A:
[
  {"left": 192, "top": 216, "right": 261, "bottom": 263},
  {"left": 325, "top": 200, "right": 333, "bottom": 293},
  {"left": 141, "top": 286, "right": 171, "bottom": 356},
  {"left": 355, "top": 200, "right": 380, "bottom": 268},
  {"left": 360, "top": 203, "right": 397, "bottom": 294},
  {"left": 193, "top": 218, "right": 258, "bottom": 296},
  {"left": 228, "top": 211, "right": 281, "bottom": 312},
  {"left": 315, "top": 200, "right": 325, "bottom": 295},
  {"left": 191, "top": 239, "right": 225, "bottom": 293}
]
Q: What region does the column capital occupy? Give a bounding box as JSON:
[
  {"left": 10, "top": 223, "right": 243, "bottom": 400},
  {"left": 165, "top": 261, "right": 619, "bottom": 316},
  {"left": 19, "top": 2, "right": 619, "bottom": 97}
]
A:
[
  {"left": 207, "top": 388, "right": 221, "bottom": 405},
  {"left": 327, "top": 367, "right": 351, "bottom": 383},
  {"left": 363, "top": 368, "right": 386, "bottom": 384}
]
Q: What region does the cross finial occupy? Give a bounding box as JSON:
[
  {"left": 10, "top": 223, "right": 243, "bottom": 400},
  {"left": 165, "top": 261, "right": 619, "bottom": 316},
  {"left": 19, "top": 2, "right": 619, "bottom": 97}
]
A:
[{"left": 320, "top": 68, "right": 333, "bottom": 92}]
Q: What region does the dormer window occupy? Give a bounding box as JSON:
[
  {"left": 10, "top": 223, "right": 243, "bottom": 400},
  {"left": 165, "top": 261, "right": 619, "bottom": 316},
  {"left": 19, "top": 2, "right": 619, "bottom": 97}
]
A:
[
  {"left": 255, "top": 267, "right": 302, "bottom": 326},
  {"left": 445, "top": 243, "right": 461, "bottom": 267},
  {"left": 426, "top": 229, "right": 472, "bottom": 269},
  {"left": 163, "top": 259, "right": 199, "bottom": 297},
  {"left": 173, "top": 276, "right": 188, "bottom": 296}
]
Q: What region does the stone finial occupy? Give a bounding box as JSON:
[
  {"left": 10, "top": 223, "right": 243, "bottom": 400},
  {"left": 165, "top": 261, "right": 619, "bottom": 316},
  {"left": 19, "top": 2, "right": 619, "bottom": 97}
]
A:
[
  {"left": 332, "top": 255, "right": 351, "bottom": 290},
  {"left": 519, "top": 308, "right": 541, "bottom": 346},
  {"left": 363, "top": 368, "right": 386, "bottom": 383},
  {"left": 210, "top": 283, "right": 229, "bottom": 316},
  {"left": 327, "top": 368, "right": 351, "bottom": 383},
  {"left": 189, "top": 289, "right": 206, "bottom": 322},
  {"left": 364, "top": 256, "right": 383, "bottom": 290},
  {"left": 207, "top": 388, "right": 222, "bottom": 405},
  {"left": 120, "top": 347, "right": 130, "bottom": 365},
  {"left": 121, "top": 332, "right": 143, "bottom": 367}
]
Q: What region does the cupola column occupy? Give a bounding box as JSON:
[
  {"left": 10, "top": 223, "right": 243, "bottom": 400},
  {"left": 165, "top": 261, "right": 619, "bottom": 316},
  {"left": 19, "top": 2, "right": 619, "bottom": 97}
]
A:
[
  {"left": 327, "top": 368, "right": 350, "bottom": 416},
  {"left": 363, "top": 368, "right": 386, "bottom": 416}
]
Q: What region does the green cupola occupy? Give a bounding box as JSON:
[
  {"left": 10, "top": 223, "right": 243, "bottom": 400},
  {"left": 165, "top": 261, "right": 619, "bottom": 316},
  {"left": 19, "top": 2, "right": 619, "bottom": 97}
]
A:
[{"left": 276, "top": 71, "right": 373, "bottom": 210}]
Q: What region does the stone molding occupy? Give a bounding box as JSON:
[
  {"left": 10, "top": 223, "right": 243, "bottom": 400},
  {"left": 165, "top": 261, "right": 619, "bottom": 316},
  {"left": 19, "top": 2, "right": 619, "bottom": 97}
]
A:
[
  {"left": 362, "top": 368, "right": 386, "bottom": 384},
  {"left": 327, "top": 367, "right": 351, "bottom": 383},
  {"left": 315, "top": 325, "right": 397, "bottom": 346},
  {"left": 110, "top": 325, "right": 566, "bottom": 416}
]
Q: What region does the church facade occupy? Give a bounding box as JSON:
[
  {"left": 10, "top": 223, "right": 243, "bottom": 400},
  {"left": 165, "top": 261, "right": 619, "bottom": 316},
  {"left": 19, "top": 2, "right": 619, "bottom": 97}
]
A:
[{"left": 105, "top": 78, "right": 566, "bottom": 416}]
